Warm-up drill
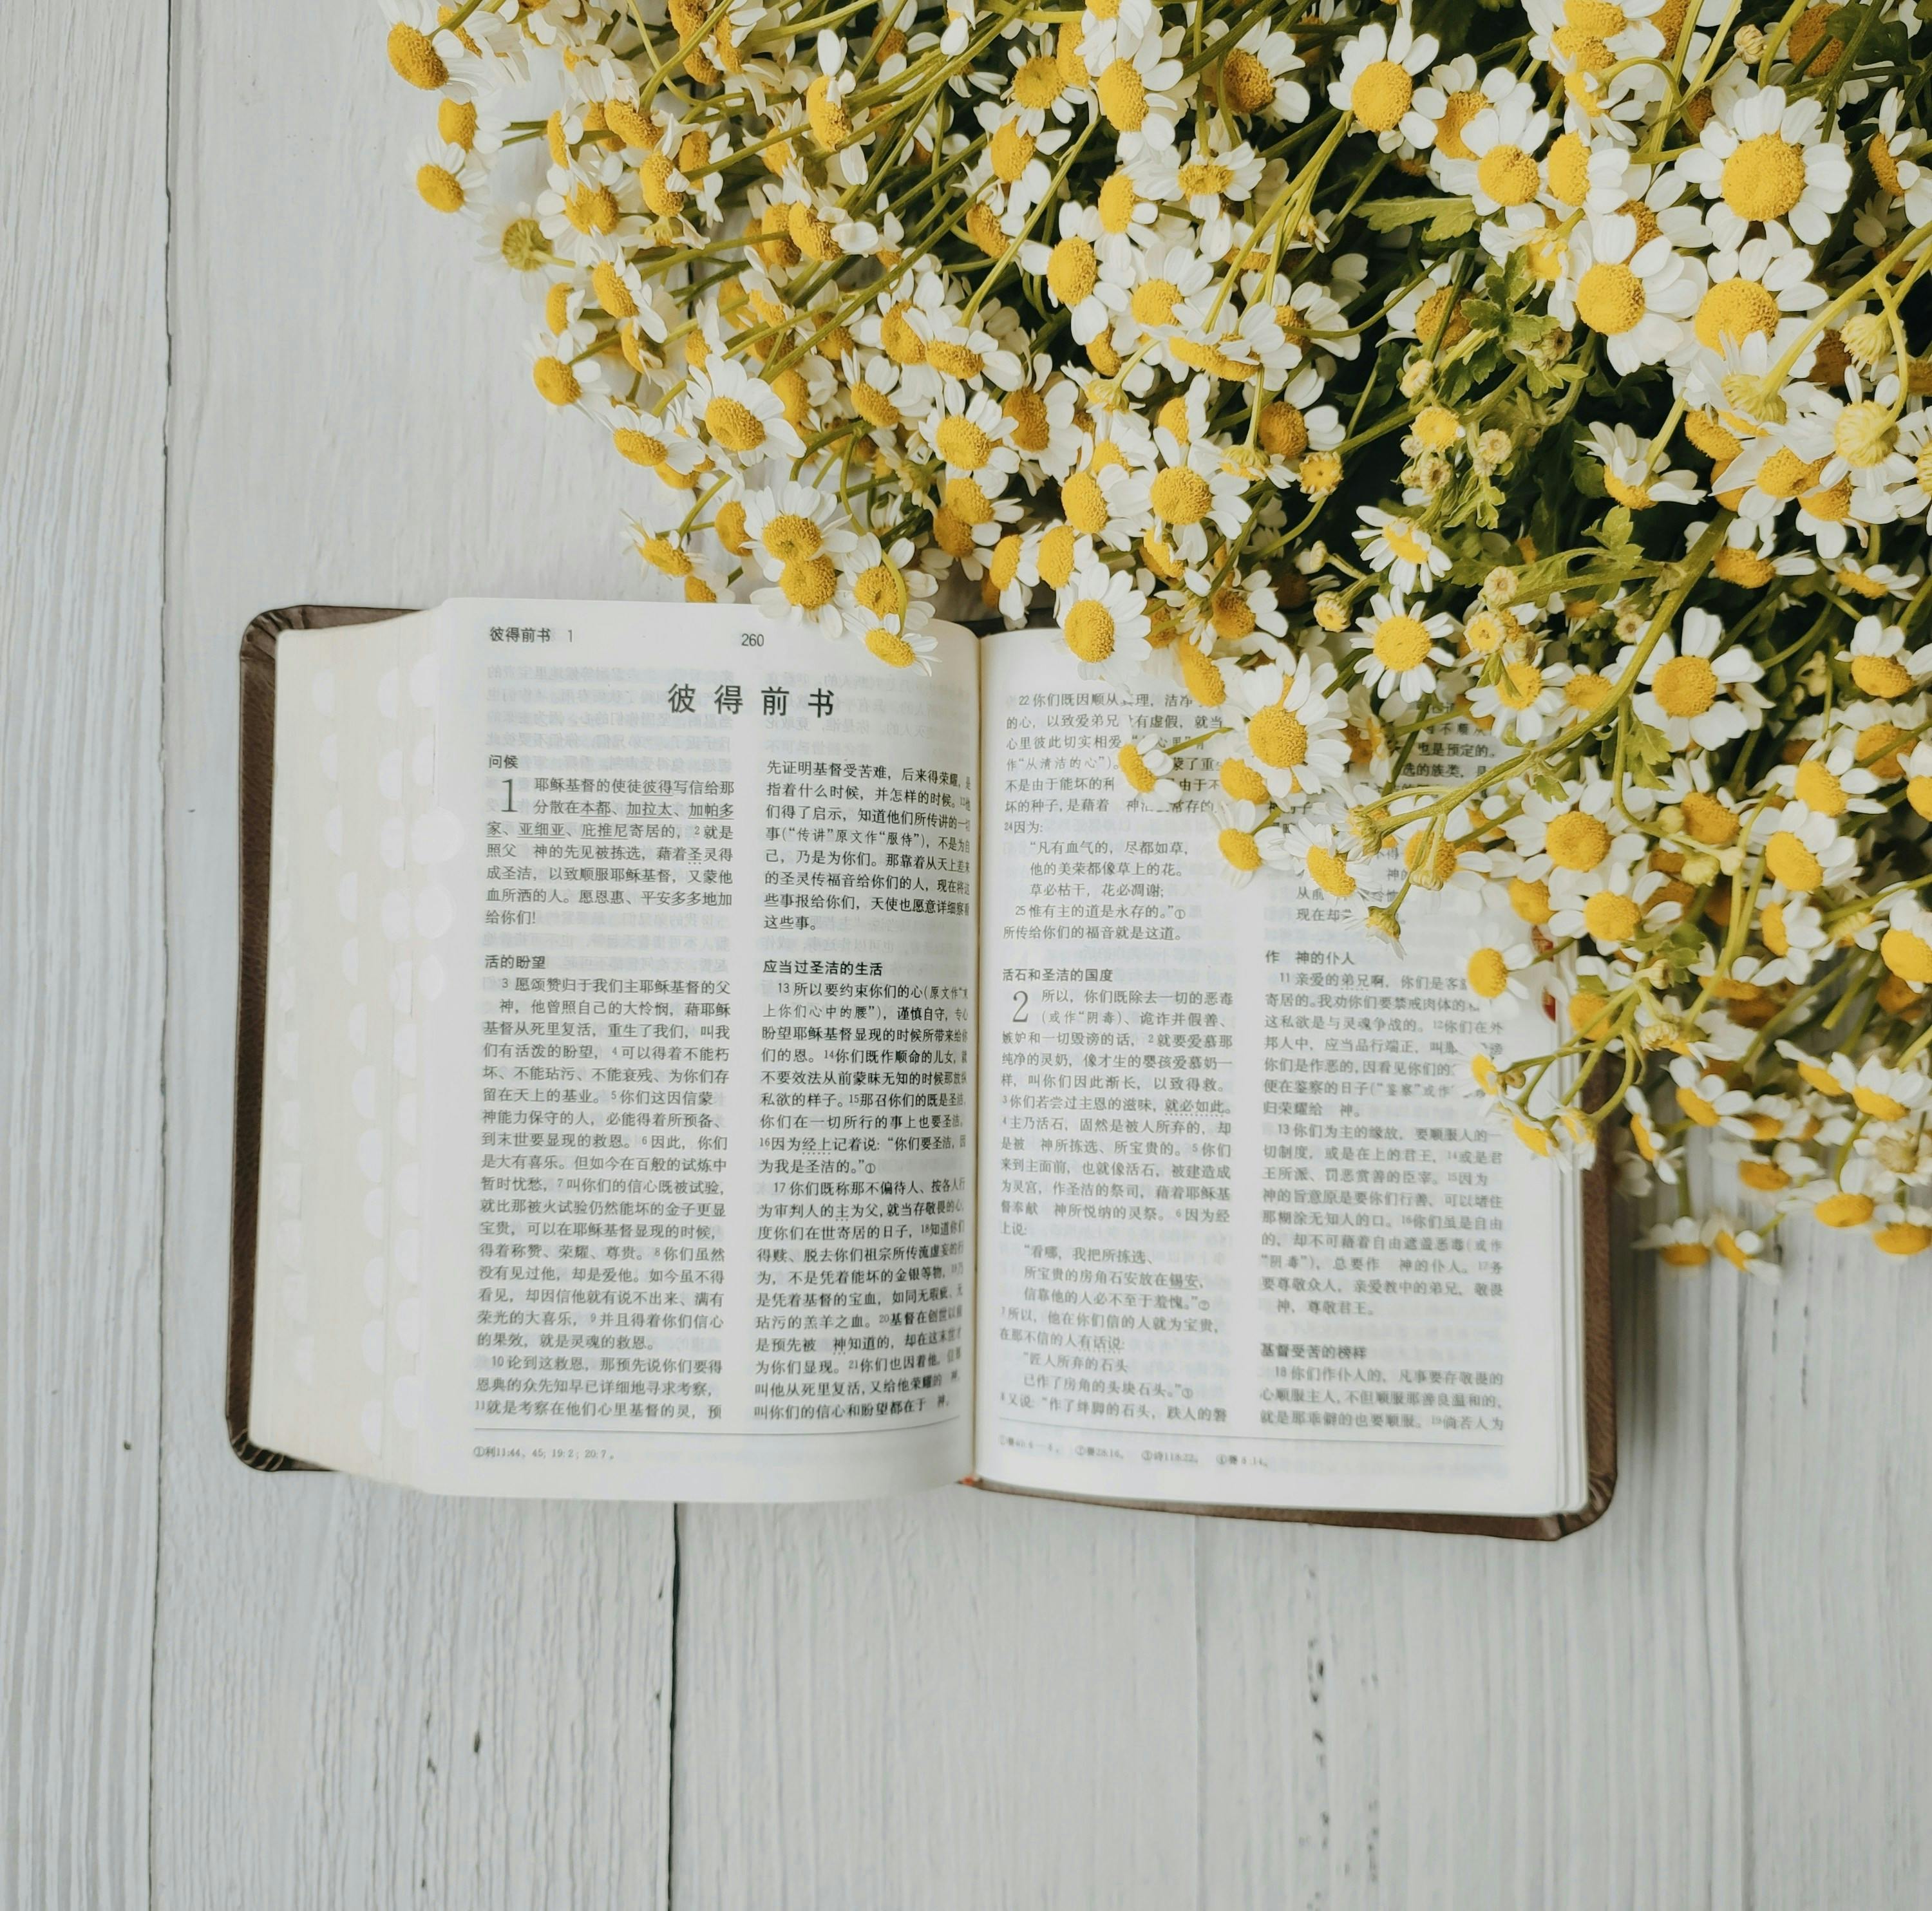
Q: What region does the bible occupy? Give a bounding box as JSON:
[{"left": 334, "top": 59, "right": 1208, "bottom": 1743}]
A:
[{"left": 229, "top": 599, "right": 1613, "bottom": 1537}]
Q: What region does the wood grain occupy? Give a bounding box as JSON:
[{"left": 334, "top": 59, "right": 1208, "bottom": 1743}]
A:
[
  {"left": 670, "top": 1493, "right": 1200, "bottom": 1910},
  {"left": 1195, "top": 1250, "right": 1753, "bottom": 1910},
  {"left": 0, "top": 4, "right": 167, "bottom": 1904},
  {"left": 152, "top": 7, "right": 674, "bottom": 1905}
]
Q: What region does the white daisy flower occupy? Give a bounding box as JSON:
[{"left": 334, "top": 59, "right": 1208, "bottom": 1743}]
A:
[
  {"left": 1210, "top": 796, "right": 1274, "bottom": 888},
  {"left": 1266, "top": 815, "right": 1361, "bottom": 900},
  {"left": 409, "top": 136, "right": 487, "bottom": 218},
  {"left": 1088, "top": 15, "right": 1192, "bottom": 161},
  {"left": 1753, "top": 802, "right": 1860, "bottom": 895},
  {"left": 1208, "top": 21, "right": 1310, "bottom": 126},
  {"left": 1352, "top": 590, "right": 1457, "bottom": 702},
  {"left": 1583, "top": 422, "right": 1704, "bottom": 509},
  {"left": 1355, "top": 507, "right": 1452, "bottom": 593},
  {"left": 1059, "top": 558, "right": 1154, "bottom": 688},
  {"left": 1642, "top": 1214, "right": 1716, "bottom": 1271},
  {"left": 525, "top": 326, "right": 605, "bottom": 416},
  {"left": 1549, "top": 860, "right": 1679, "bottom": 949},
  {"left": 852, "top": 602, "right": 941, "bottom": 674},
  {"left": 1441, "top": 89, "right": 1552, "bottom": 216},
  {"left": 1672, "top": 82, "right": 1853, "bottom": 250},
  {"left": 1227, "top": 653, "right": 1349, "bottom": 803},
  {"left": 1671, "top": 1055, "right": 1756, "bottom": 1137},
  {"left": 1709, "top": 1218, "right": 1781, "bottom": 1284},
  {"left": 1553, "top": 211, "right": 1705, "bottom": 373},
  {"left": 1632, "top": 607, "right": 1765, "bottom": 749},
  {"left": 1454, "top": 916, "right": 1539, "bottom": 1003},
  {"left": 1328, "top": 15, "right": 1441, "bottom": 152},
  {"left": 682, "top": 355, "right": 807, "bottom": 471},
  {"left": 1115, "top": 730, "right": 1182, "bottom": 807},
  {"left": 1468, "top": 650, "right": 1571, "bottom": 742},
  {"left": 1019, "top": 203, "right": 1133, "bottom": 346}
]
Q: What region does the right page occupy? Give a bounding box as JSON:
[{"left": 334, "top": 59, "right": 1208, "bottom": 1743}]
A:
[{"left": 972, "top": 630, "right": 1584, "bottom": 1518}]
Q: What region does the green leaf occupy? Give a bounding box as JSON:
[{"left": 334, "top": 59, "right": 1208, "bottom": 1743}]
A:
[{"left": 1361, "top": 194, "right": 1479, "bottom": 241}]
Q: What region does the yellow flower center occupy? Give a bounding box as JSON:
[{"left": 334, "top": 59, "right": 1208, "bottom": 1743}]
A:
[
  {"left": 1048, "top": 236, "right": 1099, "bottom": 307},
  {"left": 1150, "top": 467, "right": 1213, "bottom": 525},
  {"left": 1510, "top": 876, "right": 1553, "bottom": 924},
  {"left": 1739, "top": 1158, "right": 1791, "bottom": 1192},
  {"left": 1412, "top": 406, "right": 1461, "bottom": 450},
  {"left": 1097, "top": 171, "right": 1139, "bottom": 234},
  {"left": 1219, "top": 757, "right": 1268, "bottom": 802},
  {"left": 1800, "top": 479, "right": 1852, "bottom": 523},
  {"left": 564, "top": 180, "right": 621, "bottom": 234},
  {"left": 943, "top": 476, "right": 994, "bottom": 526},
  {"left": 1013, "top": 55, "right": 1066, "bottom": 109},
  {"left": 1036, "top": 523, "right": 1078, "bottom": 589},
  {"left": 1852, "top": 653, "right": 1912, "bottom": 699},
  {"left": 1854, "top": 1084, "right": 1910, "bottom": 1122},
  {"left": 1794, "top": 760, "right": 1846, "bottom": 816},
  {"left": 1299, "top": 451, "right": 1343, "bottom": 496},
  {"left": 1564, "top": 670, "right": 1613, "bottom": 713},
  {"left": 1604, "top": 471, "right": 1654, "bottom": 510},
  {"left": 1065, "top": 601, "right": 1117, "bottom": 663},
  {"left": 1096, "top": 59, "right": 1150, "bottom": 131},
  {"left": 1651, "top": 654, "right": 1718, "bottom": 718},
  {"left": 591, "top": 261, "right": 638, "bottom": 319},
  {"left": 1003, "top": 389, "right": 1050, "bottom": 453},
  {"left": 1756, "top": 447, "right": 1824, "bottom": 498},
  {"left": 1176, "top": 160, "right": 1235, "bottom": 199},
  {"left": 417, "top": 164, "right": 466, "bottom": 213},
  {"left": 1306, "top": 845, "right": 1355, "bottom": 897},
  {"left": 1815, "top": 1191, "right": 1875, "bottom": 1229},
  {"left": 1372, "top": 615, "right": 1432, "bottom": 673},
  {"left": 1551, "top": 25, "right": 1612, "bottom": 70},
  {"left": 532, "top": 355, "right": 580, "bottom": 406},
  {"left": 989, "top": 533, "right": 1024, "bottom": 590},
  {"left": 1381, "top": 519, "right": 1430, "bottom": 563},
  {"left": 1257, "top": 401, "right": 1308, "bottom": 460},
  {"left": 1060, "top": 469, "right": 1110, "bottom": 534},
  {"left": 806, "top": 74, "right": 853, "bottom": 148},
  {"left": 927, "top": 340, "right": 985, "bottom": 379},
  {"left": 853, "top": 563, "right": 900, "bottom": 616},
  {"left": 1219, "top": 49, "right": 1276, "bottom": 115},
  {"left": 1118, "top": 742, "right": 1158, "bottom": 792},
  {"left": 1678, "top": 1084, "right": 1720, "bottom": 1126},
  {"left": 1432, "top": 88, "right": 1486, "bottom": 160},
  {"left": 1219, "top": 827, "right": 1264, "bottom": 873},
  {"left": 1497, "top": 659, "right": 1545, "bottom": 710},
  {"left": 1575, "top": 261, "right": 1646, "bottom": 337},
  {"left": 865, "top": 625, "right": 917, "bottom": 668},
  {"left": 1477, "top": 145, "right": 1541, "bottom": 207},
  {"left": 1247, "top": 706, "right": 1308, "bottom": 769},
  {"left": 935, "top": 415, "right": 994, "bottom": 469},
  {"left": 853, "top": 381, "right": 903, "bottom": 430},
  {"left": 1180, "top": 643, "right": 1227, "bottom": 706},
  {"left": 613, "top": 427, "right": 668, "bottom": 466},
  {"left": 761, "top": 513, "right": 822, "bottom": 562},
  {"left": 1713, "top": 546, "right": 1774, "bottom": 586},
  {"left": 1765, "top": 829, "right": 1824, "bottom": 891},
  {"left": 1403, "top": 831, "right": 1460, "bottom": 886},
  {"left": 1908, "top": 775, "right": 1932, "bottom": 820},
  {"left": 388, "top": 22, "right": 448, "bottom": 88},
  {"left": 1721, "top": 134, "right": 1807, "bottom": 223},
  {"left": 1569, "top": 990, "right": 1613, "bottom": 1037},
  {"left": 1681, "top": 790, "right": 1738, "bottom": 844},
  {"left": 990, "top": 121, "right": 1037, "bottom": 182},
  {"left": 705, "top": 395, "right": 766, "bottom": 452},
  {"left": 1130, "top": 278, "right": 1180, "bottom": 328},
  {"left": 1695, "top": 278, "right": 1779, "bottom": 352},
  {"left": 1467, "top": 948, "right": 1511, "bottom": 998},
  {"left": 1876, "top": 1221, "right": 1932, "bottom": 1256},
  {"left": 1857, "top": 722, "right": 1908, "bottom": 778},
  {"left": 1206, "top": 589, "right": 1253, "bottom": 643},
  {"left": 1658, "top": 1239, "right": 1709, "bottom": 1267},
  {"left": 1349, "top": 59, "right": 1413, "bottom": 133},
  {"left": 1584, "top": 890, "right": 1641, "bottom": 942},
  {"left": 638, "top": 153, "right": 685, "bottom": 217},
  {"left": 1546, "top": 811, "right": 1611, "bottom": 872},
  {"left": 438, "top": 99, "right": 478, "bottom": 150},
  {"left": 1882, "top": 927, "right": 1932, "bottom": 983},
  {"left": 780, "top": 556, "right": 838, "bottom": 608},
  {"left": 1546, "top": 131, "right": 1591, "bottom": 205}
]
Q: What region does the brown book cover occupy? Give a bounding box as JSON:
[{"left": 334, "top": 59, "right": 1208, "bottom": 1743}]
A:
[{"left": 229, "top": 605, "right": 1617, "bottom": 1536}]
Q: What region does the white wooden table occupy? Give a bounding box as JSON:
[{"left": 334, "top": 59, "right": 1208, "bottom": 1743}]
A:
[{"left": 6, "top": 7, "right": 1931, "bottom": 1905}]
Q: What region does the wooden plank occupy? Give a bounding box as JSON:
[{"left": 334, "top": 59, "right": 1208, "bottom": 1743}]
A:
[
  {"left": 153, "top": 7, "right": 675, "bottom": 1903},
  {"left": 1736, "top": 1236, "right": 1932, "bottom": 1907},
  {"left": 1195, "top": 1248, "right": 1751, "bottom": 1909},
  {"left": 671, "top": 1492, "right": 1200, "bottom": 1909},
  {"left": 0, "top": 3, "right": 167, "bottom": 1904}
]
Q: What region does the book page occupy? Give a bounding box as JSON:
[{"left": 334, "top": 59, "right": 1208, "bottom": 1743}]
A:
[
  {"left": 972, "top": 630, "right": 1582, "bottom": 1518},
  {"left": 404, "top": 599, "right": 980, "bottom": 1500}
]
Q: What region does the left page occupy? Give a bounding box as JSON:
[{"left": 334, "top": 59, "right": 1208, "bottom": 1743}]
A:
[{"left": 402, "top": 599, "right": 980, "bottom": 1500}]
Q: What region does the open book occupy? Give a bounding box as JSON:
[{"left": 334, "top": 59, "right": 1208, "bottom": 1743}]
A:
[{"left": 229, "top": 599, "right": 1613, "bottom": 1537}]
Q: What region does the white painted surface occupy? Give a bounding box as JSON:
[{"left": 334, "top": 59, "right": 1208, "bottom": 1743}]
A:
[{"left": 5, "top": 6, "right": 1931, "bottom": 1906}]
